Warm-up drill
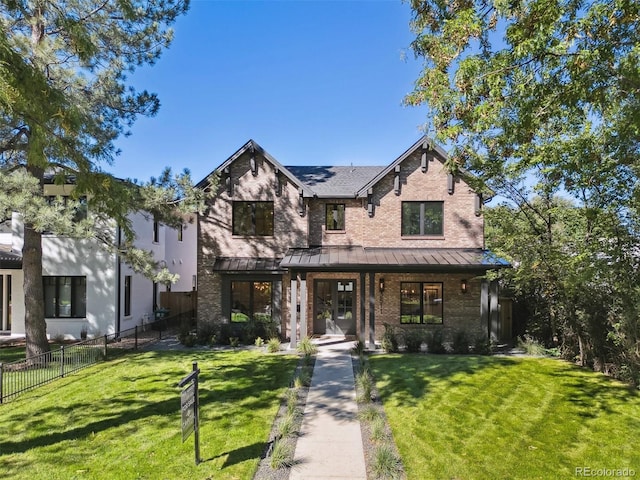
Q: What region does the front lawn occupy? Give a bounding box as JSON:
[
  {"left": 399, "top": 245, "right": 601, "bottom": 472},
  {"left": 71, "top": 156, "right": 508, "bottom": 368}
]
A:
[
  {"left": 0, "top": 349, "right": 298, "bottom": 479},
  {"left": 370, "top": 354, "right": 640, "bottom": 480}
]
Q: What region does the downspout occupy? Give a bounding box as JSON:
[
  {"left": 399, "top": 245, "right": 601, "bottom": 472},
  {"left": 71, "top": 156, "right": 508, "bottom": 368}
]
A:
[{"left": 115, "top": 226, "right": 121, "bottom": 335}]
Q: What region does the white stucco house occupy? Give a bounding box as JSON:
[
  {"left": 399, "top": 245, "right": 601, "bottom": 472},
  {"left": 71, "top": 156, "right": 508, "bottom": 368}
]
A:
[{"left": 0, "top": 181, "right": 197, "bottom": 340}]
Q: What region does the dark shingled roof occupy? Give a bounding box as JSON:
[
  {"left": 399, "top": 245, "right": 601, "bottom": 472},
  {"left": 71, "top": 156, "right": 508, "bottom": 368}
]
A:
[
  {"left": 0, "top": 245, "right": 22, "bottom": 269},
  {"left": 280, "top": 246, "right": 511, "bottom": 272},
  {"left": 286, "top": 166, "right": 385, "bottom": 198}
]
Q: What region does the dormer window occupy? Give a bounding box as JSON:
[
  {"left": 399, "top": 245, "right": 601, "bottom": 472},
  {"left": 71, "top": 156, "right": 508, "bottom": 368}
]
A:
[
  {"left": 325, "top": 204, "right": 345, "bottom": 231},
  {"left": 232, "top": 201, "right": 274, "bottom": 236},
  {"left": 401, "top": 201, "right": 444, "bottom": 236}
]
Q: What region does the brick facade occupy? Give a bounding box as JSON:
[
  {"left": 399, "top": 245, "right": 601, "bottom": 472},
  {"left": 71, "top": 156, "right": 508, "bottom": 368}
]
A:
[{"left": 197, "top": 138, "right": 506, "bottom": 344}]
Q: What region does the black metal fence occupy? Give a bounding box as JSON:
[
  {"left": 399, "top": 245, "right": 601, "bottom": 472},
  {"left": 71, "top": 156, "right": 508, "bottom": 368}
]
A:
[{"left": 0, "top": 311, "right": 192, "bottom": 404}]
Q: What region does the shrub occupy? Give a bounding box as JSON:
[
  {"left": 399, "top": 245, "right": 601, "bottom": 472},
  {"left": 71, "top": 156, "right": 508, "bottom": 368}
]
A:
[
  {"left": 452, "top": 330, "right": 471, "bottom": 354},
  {"left": 370, "top": 416, "right": 387, "bottom": 443},
  {"left": 473, "top": 336, "right": 492, "bottom": 355},
  {"left": 372, "top": 444, "right": 403, "bottom": 480},
  {"left": 352, "top": 340, "right": 366, "bottom": 355},
  {"left": 255, "top": 337, "right": 264, "bottom": 347},
  {"left": 426, "top": 329, "right": 447, "bottom": 354},
  {"left": 356, "top": 369, "right": 373, "bottom": 403},
  {"left": 297, "top": 336, "right": 317, "bottom": 356},
  {"left": 276, "top": 410, "right": 299, "bottom": 438},
  {"left": 267, "top": 337, "right": 281, "bottom": 353},
  {"left": 381, "top": 323, "right": 399, "bottom": 353},
  {"left": 358, "top": 404, "right": 381, "bottom": 422},
  {"left": 229, "top": 336, "right": 240, "bottom": 348},
  {"left": 293, "top": 370, "right": 311, "bottom": 388},
  {"left": 196, "top": 321, "right": 218, "bottom": 345},
  {"left": 269, "top": 439, "right": 294, "bottom": 469},
  {"left": 403, "top": 329, "right": 425, "bottom": 353},
  {"left": 518, "top": 334, "right": 546, "bottom": 356}
]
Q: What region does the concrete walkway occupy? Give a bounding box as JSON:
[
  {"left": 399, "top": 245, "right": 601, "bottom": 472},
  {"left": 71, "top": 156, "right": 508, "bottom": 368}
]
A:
[{"left": 289, "top": 341, "right": 367, "bottom": 480}]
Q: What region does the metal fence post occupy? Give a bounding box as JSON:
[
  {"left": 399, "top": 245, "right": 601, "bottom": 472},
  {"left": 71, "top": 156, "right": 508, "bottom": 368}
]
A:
[
  {"left": 60, "top": 345, "right": 65, "bottom": 378},
  {"left": 0, "top": 363, "right": 3, "bottom": 404},
  {"left": 104, "top": 334, "right": 108, "bottom": 360},
  {"left": 134, "top": 325, "right": 138, "bottom": 350}
]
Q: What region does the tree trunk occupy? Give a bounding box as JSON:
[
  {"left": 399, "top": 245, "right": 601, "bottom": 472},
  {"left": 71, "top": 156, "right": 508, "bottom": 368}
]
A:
[{"left": 23, "top": 165, "right": 50, "bottom": 358}]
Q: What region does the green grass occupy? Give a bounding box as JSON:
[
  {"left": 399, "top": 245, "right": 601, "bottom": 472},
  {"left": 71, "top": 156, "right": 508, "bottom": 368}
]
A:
[
  {"left": 0, "top": 349, "right": 298, "bottom": 479},
  {"left": 370, "top": 354, "right": 640, "bottom": 480}
]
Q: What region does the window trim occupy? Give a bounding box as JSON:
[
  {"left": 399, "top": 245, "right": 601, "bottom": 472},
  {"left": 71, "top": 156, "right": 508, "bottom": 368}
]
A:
[
  {"left": 401, "top": 201, "right": 444, "bottom": 237},
  {"left": 400, "top": 281, "right": 444, "bottom": 325},
  {"left": 232, "top": 201, "right": 275, "bottom": 237}
]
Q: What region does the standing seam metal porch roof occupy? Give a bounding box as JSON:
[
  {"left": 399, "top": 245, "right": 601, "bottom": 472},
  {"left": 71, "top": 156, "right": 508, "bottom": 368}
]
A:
[{"left": 279, "top": 246, "right": 510, "bottom": 272}]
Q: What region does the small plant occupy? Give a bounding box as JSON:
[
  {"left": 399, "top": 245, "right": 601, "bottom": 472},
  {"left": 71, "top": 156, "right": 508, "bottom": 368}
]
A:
[
  {"left": 381, "top": 323, "right": 399, "bottom": 353},
  {"left": 451, "top": 330, "right": 470, "bottom": 354},
  {"left": 293, "top": 370, "right": 312, "bottom": 388},
  {"left": 297, "top": 336, "right": 317, "bottom": 356},
  {"left": 285, "top": 389, "right": 299, "bottom": 414},
  {"left": 255, "top": 336, "right": 264, "bottom": 347},
  {"left": 269, "top": 439, "right": 294, "bottom": 470},
  {"left": 229, "top": 336, "right": 240, "bottom": 348},
  {"left": 370, "top": 415, "right": 387, "bottom": 443},
  {"left": 181, "top": 334, "right": 196, "bottom": 347},
  {"left": 473, "top": 336, "right": 492, "bottom": 355},
  {"left": 372, "top": 444, "right": 403, "bottom": 479},
  {"left": 267, "top": 337, "right": 281, "bottom": 353},
  {"left": 426, "top": 329, "right": 447, "bottom": 354},
  {"left": 208, "top": 334, "right": 217, "bottom": 347},
  {"left": 403, "top": 329, "right": 425, "bottom": 353},
  {"left": 276, "top": 410, "right": 299, "bottom": 438},
  {"left": 358, "top": 404, "right": 382, "bottom": 422},
  {"left": 352, "top": 340, "right": 366, "bottom": 355},
  {"left": 518, "top": 335, "right": 546, "bottom": 356},
  {"left": 356, "top": 369, "right": 373, "bottom": 403}
]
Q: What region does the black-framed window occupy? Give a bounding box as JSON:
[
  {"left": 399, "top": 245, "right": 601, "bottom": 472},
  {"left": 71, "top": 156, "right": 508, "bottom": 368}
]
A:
[
  {"left": 231, "top": 281, "right": 272, "bottom": 323},
  {"left": 177, "top": 224, "right": 183, "bottom": 242},
  {"left": 153, "top": 220, "right": 159, "bottom": 243},
  {"left": 44, "top": 276, "right": 86, "bottom": 318},
  {"left": 124, "top": 275, "right": 132, "bottom": 317},
  {"left": 400, "top": 282, "right": 443, "bottom": 324},
  {"left": 401, "top": 201, "right": 444, "bottom": 236},
  {"left": 325, "top": 204, "right": 345, "bottom": 231},
  {"left": 232, "top": 201, "right": 274, "bottom": 236}
]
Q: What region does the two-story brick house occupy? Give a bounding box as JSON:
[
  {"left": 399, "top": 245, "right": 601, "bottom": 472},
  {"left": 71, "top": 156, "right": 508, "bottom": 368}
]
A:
[{"left": 197, "top": 137, "right": 509, "bottom": 347}]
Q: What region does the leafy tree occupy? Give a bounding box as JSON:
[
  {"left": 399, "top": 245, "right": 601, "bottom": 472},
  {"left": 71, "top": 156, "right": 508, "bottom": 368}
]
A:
[
  {"left": 0, "top": 0, "right": 210, "bottom": 358},
  {"left": 405, "top": 0, "right": 640, "bottom": 383}
]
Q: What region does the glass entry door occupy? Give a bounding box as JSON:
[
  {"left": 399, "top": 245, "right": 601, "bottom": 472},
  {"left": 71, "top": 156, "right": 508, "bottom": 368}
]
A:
[{"left": 314, "top": 280, "right": 356, "bottom": 335}]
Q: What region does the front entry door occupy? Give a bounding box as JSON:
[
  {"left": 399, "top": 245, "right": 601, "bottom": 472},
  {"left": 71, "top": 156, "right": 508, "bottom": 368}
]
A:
[{"left": 314, "top": 280, "right": 356, "bottom": 335}]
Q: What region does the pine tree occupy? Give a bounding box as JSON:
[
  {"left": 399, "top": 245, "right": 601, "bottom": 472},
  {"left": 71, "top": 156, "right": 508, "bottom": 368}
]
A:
[{"left": 0, "top": 0, "right": 209, "bottom": 358}]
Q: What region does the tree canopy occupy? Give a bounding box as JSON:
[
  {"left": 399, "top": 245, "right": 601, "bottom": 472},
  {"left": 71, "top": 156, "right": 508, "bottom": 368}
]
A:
[
  {"left": 0, "top": 0, "right": 211, "bottom": 356},
  {"left": 406, "top": 0, "right": 640, "bottom": 384}
]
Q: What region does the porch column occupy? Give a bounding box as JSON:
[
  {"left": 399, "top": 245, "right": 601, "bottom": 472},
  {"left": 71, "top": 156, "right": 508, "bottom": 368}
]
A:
[
  {"left": 489, "top": 280, "right": 500, "bottom": 342},
  {"left": 290, "top": 276, "right": 298, "bottom": 349},
  {"left": 359, "top": 272, "right": 366, "bottom": 343},
  {"left": 299, "top": 273, "right": 307, "bottom": 340},
  {"left": 368, "top": 272, "right": 376, "bottom": 348},
  {"left": 481, "top": 279, "right": 489, "bottom": 339}
]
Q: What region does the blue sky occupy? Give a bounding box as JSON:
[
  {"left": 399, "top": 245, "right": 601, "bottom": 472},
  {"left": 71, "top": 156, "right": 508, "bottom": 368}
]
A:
[{"left": 110, "top": 0, "right": 429, "bottom": 184}]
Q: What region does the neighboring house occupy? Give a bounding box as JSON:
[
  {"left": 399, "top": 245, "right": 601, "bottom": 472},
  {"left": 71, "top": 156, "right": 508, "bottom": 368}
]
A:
[
  {"left": 0, "top": 177, "right": 196, "bottom": 340},
  {"left": 196, "top": 137, "right": 510, "bottom": 347}
]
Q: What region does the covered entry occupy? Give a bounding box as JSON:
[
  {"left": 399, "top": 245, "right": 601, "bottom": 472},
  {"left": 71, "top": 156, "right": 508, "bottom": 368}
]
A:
[{"left": 314, "top": 280, "right": 356, "bottom": 335}]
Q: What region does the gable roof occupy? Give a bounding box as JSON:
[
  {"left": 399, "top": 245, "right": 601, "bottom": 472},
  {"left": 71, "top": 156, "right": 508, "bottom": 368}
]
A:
[
  {"left": 286, "top": 166, "right": 384, "bottom": 198},
  {"left": 355, "top": 135, "right": 449, "bottom": 198},
  {"left": 196, "top": 139, "right": 314, "bottom": 196}
]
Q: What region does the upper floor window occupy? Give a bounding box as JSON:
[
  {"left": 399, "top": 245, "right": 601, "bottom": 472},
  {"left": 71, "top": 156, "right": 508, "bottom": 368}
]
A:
[
  {"left": 44, "top": 196, "right": 87, "bottom": 233},
  {"left": 153, "top": 219, "right": 160, "bottom": 243},
  {"left": 177, "top": 224, "right": 184, "bottom": 242},
  {"left": 232, "top": 201, "right": 274, "bottom": 236},
  {"left": 44, "top": 276, "right": 86, "bottom": 318},
  {"left": 325, "top": 204, "right": 345, "bottom": 231},
  {"left": 401, "top": 201, "right": 444, "bottom": 236}
]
